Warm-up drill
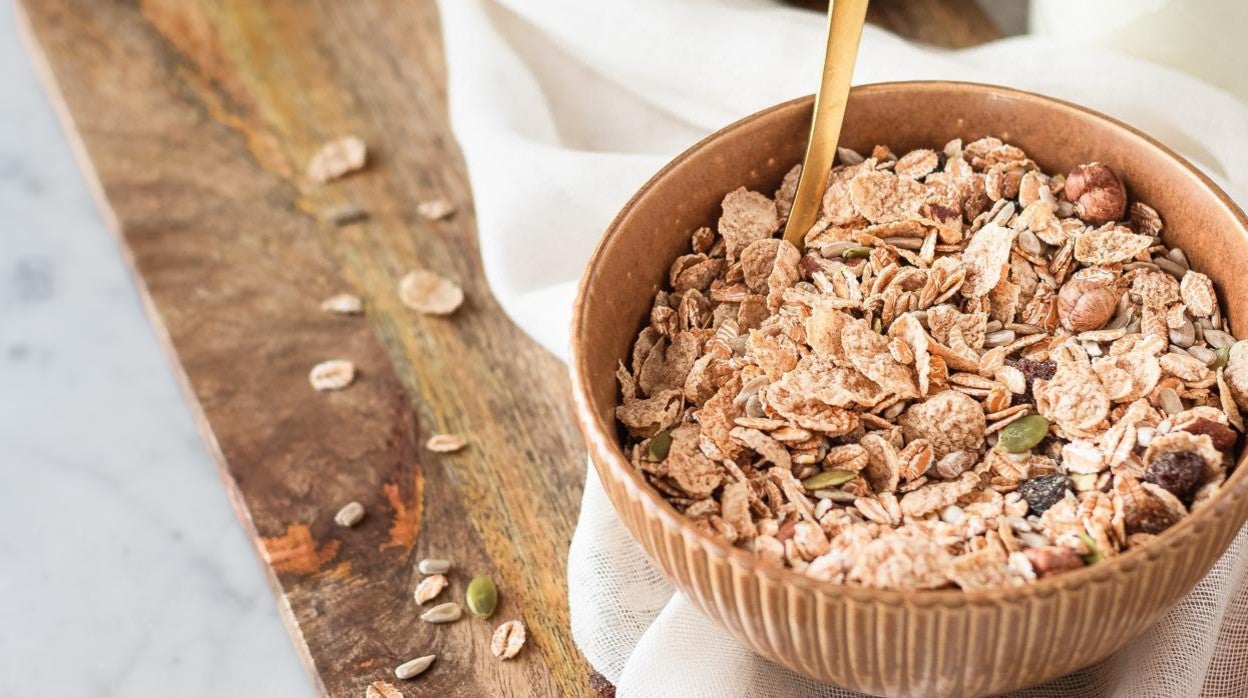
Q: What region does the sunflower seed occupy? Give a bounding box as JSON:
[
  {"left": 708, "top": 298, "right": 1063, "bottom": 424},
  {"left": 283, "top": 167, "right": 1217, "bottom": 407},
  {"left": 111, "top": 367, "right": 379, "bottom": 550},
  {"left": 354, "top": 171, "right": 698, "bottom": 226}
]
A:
[
  {"left": 418, "top": 558, "right": 451, "bottom": 575},
  {"left": 322, "top": 203, "right": 368, "bottom": 226},
  {"left": 1205, "top": 329, "right": 1235, "bottom": 349},
  {"left": 394, "top": 655, "right": 436, "bottom": 680},
  {"left": 414, "top": 574, "right": 447, "bottom": 605},
  {"left": 820, "top": 241, "right": 857, "bottom": 258},
  {"left": 1187, "top": 345, "right": 1217, "bottom": 365},
  {"left": 490, "top": 620, "right": 526, "bottom": 660},
  {"left": 420, "top": 602, "right": 462, "bottom": 624},
  {"left": 1152, "top": 256, "right": 1187, "bottom": 280},
  {"left": 425, "top": 434, "right": 467, "bottom": 453},
  {"left": 1158, "top": 387, "right": 1184, "bottom": 415},
  {"left": 333, "top": 501, "right": 365, "bottom": 528},
  {"left": 319, "top": 293, "right": 363, "bottom": 315},
  {"left": 984, "top": 330, "right": 1016, "bottom": 347},
  {"left": 1169, "top": 315, "right": 1196, "bottom": 348},
  {"left": 1168, "top": 247, "right": 1190, "bottom": 270}
]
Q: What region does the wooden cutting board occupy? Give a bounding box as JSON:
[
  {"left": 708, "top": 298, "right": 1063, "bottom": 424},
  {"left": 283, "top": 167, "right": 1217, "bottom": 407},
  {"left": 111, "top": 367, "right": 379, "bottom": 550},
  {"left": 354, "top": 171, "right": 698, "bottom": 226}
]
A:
[{"left": 15, "top": 1, "right": 999, "bottom": 695}]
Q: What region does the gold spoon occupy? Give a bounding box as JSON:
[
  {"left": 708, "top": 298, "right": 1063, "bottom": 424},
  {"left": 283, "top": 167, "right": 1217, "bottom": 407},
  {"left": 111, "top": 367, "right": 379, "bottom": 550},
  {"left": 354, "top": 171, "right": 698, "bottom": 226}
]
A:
[{"left": 783, "top": 0, "right": 870, "bottom": 249}]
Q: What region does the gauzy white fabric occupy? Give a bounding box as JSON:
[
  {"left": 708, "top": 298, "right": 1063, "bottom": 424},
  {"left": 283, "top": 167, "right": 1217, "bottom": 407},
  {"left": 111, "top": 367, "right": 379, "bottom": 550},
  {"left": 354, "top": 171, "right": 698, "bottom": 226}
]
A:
[{"left": 434, "top": 1, "right": 1248, "bottom": 695}]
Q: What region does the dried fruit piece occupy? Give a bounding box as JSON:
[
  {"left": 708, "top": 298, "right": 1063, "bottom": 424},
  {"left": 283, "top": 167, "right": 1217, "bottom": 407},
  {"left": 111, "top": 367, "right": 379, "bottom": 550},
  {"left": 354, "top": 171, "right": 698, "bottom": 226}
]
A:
[
  {"left": 1142, "top": 450, "right": 1206, "bottom": 501},
  {"left": 996, "top": 415, "right": 1050, "bottom": 453},
  {"left": 491, "top": 620, "right": 526, "bottom": 660},
  {"left": 307, "top": 135, "right": 366, "bottom": 183},
  {"left": 1117, "top": 475, "right": 1181, "bottom": 535},
  {"left": 309, "top": 359, "right": 356, "bottom": 391},
  {"left": 1018, "top": 474, "right": 1070, "bottom": 515},
  {"left": 414, "top": 574, "right": 448, "bottom": 605},
  {"left": 466, "top": 575, "right": 499, "bottom": 619},
  {"left": 399, "top": 270, "right": 464, "bottom": 316},
  {"left": 1023, "top": 546, "right": 1085, "bottom": 578}
]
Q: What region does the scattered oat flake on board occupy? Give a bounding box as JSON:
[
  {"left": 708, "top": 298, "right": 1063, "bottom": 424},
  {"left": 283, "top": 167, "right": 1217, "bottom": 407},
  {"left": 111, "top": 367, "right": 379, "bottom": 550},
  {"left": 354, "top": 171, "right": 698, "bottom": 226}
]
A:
[
  {"left": 491, "top": 620, "right": 526, "bottom": 660},
  {"left": 414, "top": 574, "right": 448, "bottom": 605},
  {"left": 307, "top": 135, "right": 366, "bottom": 183},
  {"left": 426, "top": 434, "right": 467, "bottom": 452},
  {"left": 309, "top": 359, "right": 355, "bottom": 391},
  {"left": 320, "top": 293, "right": 363, "bottom": 315},
  {"left": 399, "top": 270, "right": 464, "bottom": 315},
  {"left": 366, "top": 680, "right": 405, "bottom": 698},
  {"left": 417, "top": 198, "right": 456, "bottom": 221}
]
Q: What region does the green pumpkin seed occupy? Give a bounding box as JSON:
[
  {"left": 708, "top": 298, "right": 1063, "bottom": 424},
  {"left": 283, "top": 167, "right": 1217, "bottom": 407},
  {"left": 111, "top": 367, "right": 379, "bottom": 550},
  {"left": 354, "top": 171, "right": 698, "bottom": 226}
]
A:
[
  {"left": 995, "top": 415, "right": 1050, "bottom": 453},
  {"left": 1212, "top": 344, "right": 1231, "bottom": 370},
  {"left": 647, "top": 430, "right": 673, "bottom": 461},
  {"left": 873, "top": 317, "right": 884, "bottom": 334},
  {"left": 841, "top": 246, "right": 872, "bottom": 259},
  {"left": 1077, "top": 532, "right": 1104, "bottom": 565},
  {"left": 801, "top": 468, "right": 857, "bottom": 491},
  {"left": 466, "top": 575, "right": 498, "bottom": 619}
]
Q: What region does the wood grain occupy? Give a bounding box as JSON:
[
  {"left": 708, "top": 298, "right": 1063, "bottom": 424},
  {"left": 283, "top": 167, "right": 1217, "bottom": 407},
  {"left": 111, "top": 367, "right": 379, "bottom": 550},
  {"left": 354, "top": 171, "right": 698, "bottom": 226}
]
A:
[{"left": 15, "top": 1, "right": 997, "bottom": 695}]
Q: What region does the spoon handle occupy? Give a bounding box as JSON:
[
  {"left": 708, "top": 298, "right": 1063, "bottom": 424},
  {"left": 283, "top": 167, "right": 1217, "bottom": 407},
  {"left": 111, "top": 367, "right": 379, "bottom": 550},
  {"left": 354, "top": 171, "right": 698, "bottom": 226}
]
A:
[{"left": 783, "top": 0, "right": 869, "bottom": 248}]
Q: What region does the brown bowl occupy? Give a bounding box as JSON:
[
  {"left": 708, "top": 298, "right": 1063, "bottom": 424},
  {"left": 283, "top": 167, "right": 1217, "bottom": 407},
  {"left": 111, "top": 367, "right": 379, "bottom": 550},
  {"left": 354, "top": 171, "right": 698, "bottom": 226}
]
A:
[{"left": 569, "top": 81, "right": 1248, "bottom": 696}]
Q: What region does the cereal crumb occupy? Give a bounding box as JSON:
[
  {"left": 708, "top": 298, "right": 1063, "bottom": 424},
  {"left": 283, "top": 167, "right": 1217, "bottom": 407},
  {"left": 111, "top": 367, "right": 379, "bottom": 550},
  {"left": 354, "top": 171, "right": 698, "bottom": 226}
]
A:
[{"left": 307, "top": 136, "right": 366, "bottom": 183}]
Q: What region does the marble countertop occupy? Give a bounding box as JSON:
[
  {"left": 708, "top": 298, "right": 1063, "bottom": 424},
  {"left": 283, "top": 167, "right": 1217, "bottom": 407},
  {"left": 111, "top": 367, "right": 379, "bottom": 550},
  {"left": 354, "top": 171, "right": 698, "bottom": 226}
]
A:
[{"left": 0, "top": 4, "right": 309, "bottom": 695}]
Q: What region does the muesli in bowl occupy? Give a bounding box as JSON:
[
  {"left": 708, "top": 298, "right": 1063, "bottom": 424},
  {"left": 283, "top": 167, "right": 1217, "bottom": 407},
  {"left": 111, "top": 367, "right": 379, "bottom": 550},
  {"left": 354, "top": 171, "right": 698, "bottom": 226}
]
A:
[{"left": 616, "top": 136, "right": 1248, "bottom": 591}]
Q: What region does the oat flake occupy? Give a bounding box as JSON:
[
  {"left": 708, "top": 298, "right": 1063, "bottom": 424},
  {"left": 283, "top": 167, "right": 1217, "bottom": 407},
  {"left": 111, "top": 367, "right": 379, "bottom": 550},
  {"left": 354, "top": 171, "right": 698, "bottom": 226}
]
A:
[{"left": 399, "top": 270, "right": 464, "bottom": 315}]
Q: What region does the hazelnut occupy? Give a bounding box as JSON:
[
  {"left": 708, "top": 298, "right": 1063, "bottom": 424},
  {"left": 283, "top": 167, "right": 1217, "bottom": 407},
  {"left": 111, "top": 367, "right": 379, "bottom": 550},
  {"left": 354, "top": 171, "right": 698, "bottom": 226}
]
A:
[
  {"left": 1065, "top": 162, "right": 1128, "bottom": 225},
  {"left": 1057, "top": 277, "right": 1119, "bottom": 332}
]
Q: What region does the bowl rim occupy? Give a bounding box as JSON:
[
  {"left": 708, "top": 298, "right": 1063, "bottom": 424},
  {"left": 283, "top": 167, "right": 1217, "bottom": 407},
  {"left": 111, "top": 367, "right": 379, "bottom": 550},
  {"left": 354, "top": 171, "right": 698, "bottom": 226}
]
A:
[{"left": 569, "top": 80, "right": 1248, "bottom": 607}]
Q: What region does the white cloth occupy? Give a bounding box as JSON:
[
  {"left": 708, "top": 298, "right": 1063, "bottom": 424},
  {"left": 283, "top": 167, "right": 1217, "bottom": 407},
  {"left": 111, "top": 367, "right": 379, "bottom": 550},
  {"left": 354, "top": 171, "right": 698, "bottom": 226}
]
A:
[{"left": 434, "top": 1, "right": 1248, "bottom": 695}]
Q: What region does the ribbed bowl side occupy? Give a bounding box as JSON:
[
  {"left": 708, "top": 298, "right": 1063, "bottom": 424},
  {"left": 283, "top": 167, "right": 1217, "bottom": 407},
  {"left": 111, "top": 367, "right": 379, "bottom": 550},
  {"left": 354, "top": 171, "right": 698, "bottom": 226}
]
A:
[{"left": 590, "top": 447, "right": 1248, "bottom": 696}]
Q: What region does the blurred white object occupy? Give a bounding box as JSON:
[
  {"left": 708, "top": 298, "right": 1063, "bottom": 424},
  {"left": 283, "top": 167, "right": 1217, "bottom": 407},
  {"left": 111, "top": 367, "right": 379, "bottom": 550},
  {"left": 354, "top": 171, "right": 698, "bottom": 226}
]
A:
[{"left": 1031, "top": 0, "right": 1248, "bottom": 104}]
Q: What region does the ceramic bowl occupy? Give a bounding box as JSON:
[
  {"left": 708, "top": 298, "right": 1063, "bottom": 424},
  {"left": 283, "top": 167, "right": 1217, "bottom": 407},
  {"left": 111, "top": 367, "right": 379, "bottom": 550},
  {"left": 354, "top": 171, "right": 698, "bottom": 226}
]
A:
[{"left": 569, "top": 81, "right": 1248, "bottom": 696}]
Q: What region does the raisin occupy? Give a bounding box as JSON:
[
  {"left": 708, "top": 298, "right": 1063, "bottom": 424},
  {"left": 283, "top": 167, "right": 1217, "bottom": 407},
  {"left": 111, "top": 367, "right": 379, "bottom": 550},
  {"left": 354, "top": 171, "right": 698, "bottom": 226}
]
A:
[
  {"left": 1018, "top": 473, "right": 1070, "bottom": 515},
  {"left": 1143, "top": 450, "right": 1207, "bottom": 502},
  {"left": 1008, "top": 358, "right": 1057, "bottom": 405}
]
